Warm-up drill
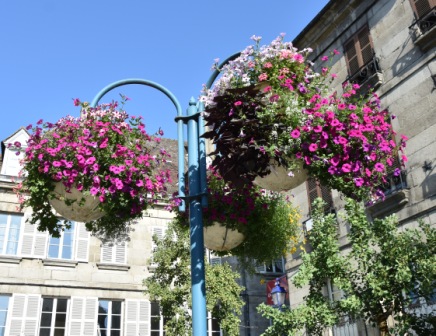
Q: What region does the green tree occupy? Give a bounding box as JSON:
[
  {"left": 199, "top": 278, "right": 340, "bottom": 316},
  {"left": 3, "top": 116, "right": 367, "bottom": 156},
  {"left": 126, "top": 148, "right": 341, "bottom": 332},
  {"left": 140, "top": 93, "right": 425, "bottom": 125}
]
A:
[
  {"left": 143, "top": 216, "right": 245, "bottom": 336},
  {"left": 258, "top": 198, "right": 436, "bottom": 335}
]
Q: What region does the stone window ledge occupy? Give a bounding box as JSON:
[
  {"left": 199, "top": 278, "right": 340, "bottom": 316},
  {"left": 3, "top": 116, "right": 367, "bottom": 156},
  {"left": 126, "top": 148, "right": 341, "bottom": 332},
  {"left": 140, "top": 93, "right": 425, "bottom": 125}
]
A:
[
  {"left": 0, "top": 256, "right": 22, "bottom": 264},
  {"left": 43, "top": 259, "right": 78, "bottom": 268},
  {"left": 367, "top": 189, "right": 409, "bottom": 218},
  {"left": 97, "top": 263, "right": 130, "bottom": 271}
]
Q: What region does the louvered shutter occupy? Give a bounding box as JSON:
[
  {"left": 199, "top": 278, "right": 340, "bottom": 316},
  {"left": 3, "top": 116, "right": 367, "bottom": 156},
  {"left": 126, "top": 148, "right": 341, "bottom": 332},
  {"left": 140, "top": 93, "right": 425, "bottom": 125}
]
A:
[
  {"left": 210, "top": 257, "right": 222, "bottom": 266},
  {"left": 344, "top": 39, "right": 360, "bottom": 75},
  {"left": 19, "top": 213, "right": 48, "bottom": 258},
  {"left": 101, "top": 243, "right": 114, "bottom": 263},
  {"left": 151, "top": 227, "right": 166, "bottom": 264},
  {"left": 410, "top": 0, "right": 436, "bottom": 18},
  {"left": 101, "top": 242, "right": 127, "bottom": 264},
  {"left": 358, "top": 26, "right": 373, "bottom": 65},
  {"left": 74, "top": 222, "right": 90, "bottom": 261},
  {"left": 68, "top": 297, "right": 98, "bottom": 336},
  {"left": 307, "top": 178, "right": 333, "bottom": 214},
  {"left": 115, "top": 242, "right": 127, "bottom": 264},
  {"left": 125, "top": 300, "right": 150, "bottom": 336},
  {"left": 344, "top": 26, "right": 374, "bottom": 75},
  {"left": 5, "top": 294, "right": 41, "bottom": 336},
  {"left": 255, "top": 264, "right": 266, "bottom": 273}
]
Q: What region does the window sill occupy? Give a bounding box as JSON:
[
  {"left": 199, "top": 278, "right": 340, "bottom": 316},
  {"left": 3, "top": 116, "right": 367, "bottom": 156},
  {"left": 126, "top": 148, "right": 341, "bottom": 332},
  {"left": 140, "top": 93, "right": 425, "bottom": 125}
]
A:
[
  {"left": 366, "top": 189, "right": 409, "bottom": 218},
  {"left": 0, "top": 256, "right": 22, "bottom": 264},
  {"left": 97, "top": 263, "right": 130, "bottom": 271},
  {"left": 43, "top": 259, "right": 78, "bottom": 268},
  {"left": 414, "top": 25, "right": 436, "bottom": 51}
]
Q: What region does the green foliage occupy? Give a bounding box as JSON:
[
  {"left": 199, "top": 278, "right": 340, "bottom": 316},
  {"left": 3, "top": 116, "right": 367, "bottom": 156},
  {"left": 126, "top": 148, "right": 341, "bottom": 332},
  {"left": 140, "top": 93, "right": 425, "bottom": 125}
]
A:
[
  {"left": 258, "top": 198, "right": 436, "bottom": 335},
  {"left": 143, "top": 217, "right": 245, "bottom": 336}
]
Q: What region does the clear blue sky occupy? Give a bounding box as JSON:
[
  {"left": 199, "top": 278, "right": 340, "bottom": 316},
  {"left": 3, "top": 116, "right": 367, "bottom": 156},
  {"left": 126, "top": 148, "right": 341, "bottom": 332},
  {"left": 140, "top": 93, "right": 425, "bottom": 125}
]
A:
[{"left": 0, "top": 0, "right": 329, "bottom": 141}]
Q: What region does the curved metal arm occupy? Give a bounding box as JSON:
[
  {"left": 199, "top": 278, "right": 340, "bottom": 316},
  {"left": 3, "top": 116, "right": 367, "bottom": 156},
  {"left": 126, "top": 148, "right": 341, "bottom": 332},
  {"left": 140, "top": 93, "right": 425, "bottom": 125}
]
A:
[
  {"left": 204, "top": 52, "right": 241, "bottom": 90},
  {"left": 90, "top": 78, "right": 186, "bottom": 211}
]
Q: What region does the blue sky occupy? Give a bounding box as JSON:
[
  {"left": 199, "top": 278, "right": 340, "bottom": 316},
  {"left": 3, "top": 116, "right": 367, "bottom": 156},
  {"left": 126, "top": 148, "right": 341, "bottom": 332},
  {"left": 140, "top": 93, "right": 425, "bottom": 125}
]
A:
[{"left": 0, "top": 0, "right": 329, "bottom": 142}]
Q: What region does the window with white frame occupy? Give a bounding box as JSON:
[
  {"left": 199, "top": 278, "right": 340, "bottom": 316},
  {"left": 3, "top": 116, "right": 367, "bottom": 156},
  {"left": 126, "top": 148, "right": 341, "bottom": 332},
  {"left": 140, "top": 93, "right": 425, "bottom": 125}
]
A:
[
  {"left": 17, "top": 217, "right": 90, "bottom": 262},
  {"left": 39, "top": 297, "right": 68, "bottom": 336},
  {"left": 207, "top": 311, "right": 222, "bottom": 336},
  {"left": 150, "top": 302, "right": 164, "bottom": 336},
  {"left": 47, "top": 223, "right": 75, "bottom": 260},
  {"left": 97, "top": 300, "right": 122, "bottom": 336},
  {"left": 0, "top": 213, "right": 22, "bottom": 255},
  {"left": 0, "top": 295, "right": 10, "bottom": 336},
  {"left": 255, "top": 257, "right": 285, "bottom": 274}
]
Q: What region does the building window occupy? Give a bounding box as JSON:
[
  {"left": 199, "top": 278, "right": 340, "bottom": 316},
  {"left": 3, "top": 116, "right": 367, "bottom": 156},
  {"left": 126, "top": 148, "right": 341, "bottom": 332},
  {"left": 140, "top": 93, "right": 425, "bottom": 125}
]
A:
[
  {"left": 101, "top": 242, "right": 127, "bottom": 264},
  {"left": 344, "top": 25, "right": 374, "bottom": 76},
  {"left": 0, "top": 295, "right": 9, "bottom": 336},
  {"left": 306, "top": 178, "right": 334, "bottom": 215},
  {"left": 97, "top": 300, "right": 122, "bottom": 336},
  {"left": 151, "top": 226, "right": 167, "bottom": 265},
  {"left": 0, "top": 213, "right": 22, "bottom": 255},
  {"left": 343, "top": 25, "right": 382, "bottom": 89},
  {"left": 408, "top": 0, "right": 436, "bottom": 50},
  {"left": 39, "top": 298, "right": 68, "bottom": 336},
  {"left": 207, "top": 312, "right": 222, "bottom": 336},
  {"left": 150, "top": 302, "right": 164, "bottom": 336},
  {"left": 410, "top": 0, "right": 436, "bottom": 20},
  {"left": 256, "top": 257, "right": 285, "bottom": 274},
  {"left": 47, "top": 222, "right": 75, "bottom": 260}
]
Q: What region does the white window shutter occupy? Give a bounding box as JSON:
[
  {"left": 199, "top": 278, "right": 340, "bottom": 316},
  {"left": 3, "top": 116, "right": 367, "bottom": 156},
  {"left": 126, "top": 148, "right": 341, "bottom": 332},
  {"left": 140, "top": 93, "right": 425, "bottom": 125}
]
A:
[
  {"left": 125, "top": 299, "right": 150, "bottom": 336},
  {"left": 255, "top": 264, "right": 266, "bottom": 273},
  {"left": 101, "top": 242, "right": 126, "bottom": 264},
  {"left": 115, "top": 242, "right": 127, "bottom": 264},
  {"left": 6, "top": 294, "right": 41, "bottom": 336},
  {"left": 74, "top": 222, "right": 90, "bottom": 261},
  {"left": 68, "top": 297, "right": 98, "bottom": 336},
  {"left": 151, "top": 226, "right": 167, "bottom": 264},
  {"left": 101, "top": 243, "right": 114, "bottom": 263},
  {"left": 19, "top": 213, "right": 48, "bottom": 258}
]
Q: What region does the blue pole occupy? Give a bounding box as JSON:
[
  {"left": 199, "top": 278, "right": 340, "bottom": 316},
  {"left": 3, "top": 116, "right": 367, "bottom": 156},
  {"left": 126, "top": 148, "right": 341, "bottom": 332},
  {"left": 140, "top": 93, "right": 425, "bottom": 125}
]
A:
[{"left": 187, "top": 98, "right": 207, "bottom": 335}]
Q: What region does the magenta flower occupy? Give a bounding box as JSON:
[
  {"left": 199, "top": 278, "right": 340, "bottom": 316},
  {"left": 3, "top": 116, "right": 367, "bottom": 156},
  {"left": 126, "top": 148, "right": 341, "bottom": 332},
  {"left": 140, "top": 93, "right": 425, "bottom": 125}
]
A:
[
  {"left": 354, "top": 178, "right": 364, "bottom": 187},
  {"left": 309, "top": 143, "right": 318, "bottom": 152},
  {"left": 374, "top": 163, "right": 385, "bottom": 172},
  {"left": 291, "top": 129, "right": 300, "bottom": 138},
  {"left": 341, "top": 163, "right": 352, "bottom": 173}
]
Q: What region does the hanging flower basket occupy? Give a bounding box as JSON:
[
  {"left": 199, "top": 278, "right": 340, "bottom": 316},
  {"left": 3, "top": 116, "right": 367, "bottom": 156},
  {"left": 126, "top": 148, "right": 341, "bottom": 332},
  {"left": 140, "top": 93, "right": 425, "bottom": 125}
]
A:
[
  {"left": 202, "top": 34, "right": 408, "bottom": 200},
  {"left": 170, "top": 167, "right": 300, "bottom": 263},
  {"left": 48, "top": 182, "right": 104, "bottom": 222},
  {"left": 203, "top": 222, "right": 245, "bottom": 251},
  {"left": 11, "top": 98, "right": 172, "bottom": 240},
  {"left": 254, "top": 160, "right": 308, "bottom": 191}
]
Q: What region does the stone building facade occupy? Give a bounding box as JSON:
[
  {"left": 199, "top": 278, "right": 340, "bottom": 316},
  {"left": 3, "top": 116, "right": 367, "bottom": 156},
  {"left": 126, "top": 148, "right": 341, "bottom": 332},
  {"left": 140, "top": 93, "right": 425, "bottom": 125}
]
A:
[{"left": 280, "top": 0, "right": 436, "bottom": 334}]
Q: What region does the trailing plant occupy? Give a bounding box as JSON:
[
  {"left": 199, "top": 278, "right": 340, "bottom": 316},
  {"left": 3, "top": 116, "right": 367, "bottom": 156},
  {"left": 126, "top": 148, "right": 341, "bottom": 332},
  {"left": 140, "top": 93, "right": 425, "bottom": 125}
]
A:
[{"left": 169, "top": 167, "right": 300, "bottom": 266}]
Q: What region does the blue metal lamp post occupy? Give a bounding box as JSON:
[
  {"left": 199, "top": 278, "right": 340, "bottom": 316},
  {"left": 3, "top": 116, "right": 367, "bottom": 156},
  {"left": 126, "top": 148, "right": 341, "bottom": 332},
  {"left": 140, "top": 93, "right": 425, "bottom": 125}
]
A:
[{"left": 91, "top": 78, "right": 208, "bottom": 336}]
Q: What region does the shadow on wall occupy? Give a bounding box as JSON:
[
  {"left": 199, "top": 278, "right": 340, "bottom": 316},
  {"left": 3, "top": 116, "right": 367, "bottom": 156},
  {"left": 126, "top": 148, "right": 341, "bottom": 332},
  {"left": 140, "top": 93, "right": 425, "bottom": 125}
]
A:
[{"left": 421, "top": 164, "right": 436, "bottom": 199}]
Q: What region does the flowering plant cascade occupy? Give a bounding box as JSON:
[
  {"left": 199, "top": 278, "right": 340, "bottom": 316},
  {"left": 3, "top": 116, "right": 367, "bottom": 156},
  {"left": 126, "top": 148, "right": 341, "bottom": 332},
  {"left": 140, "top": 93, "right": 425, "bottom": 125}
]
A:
[
  {"left": 171, "top": 167, "right": 300, "bottom": 264},
  {"left": 202, "top": 34, "right": 407, "bottom": 200},
  {"left": 13, "top": 99, "right": 172, "bottom": 240}
]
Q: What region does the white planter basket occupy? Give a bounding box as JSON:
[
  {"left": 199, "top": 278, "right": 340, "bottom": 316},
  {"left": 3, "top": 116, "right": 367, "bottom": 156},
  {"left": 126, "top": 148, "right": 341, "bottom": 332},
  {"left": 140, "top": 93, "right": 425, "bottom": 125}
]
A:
[
  {"left": 203, "top": 222, "right": 245, "bottom": 251},
  {"left": 254, "top": 160, "right": 308, "bottom": 192},
  {"left": 49, "top": 182, "right": 104, "bottom": 222}
]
